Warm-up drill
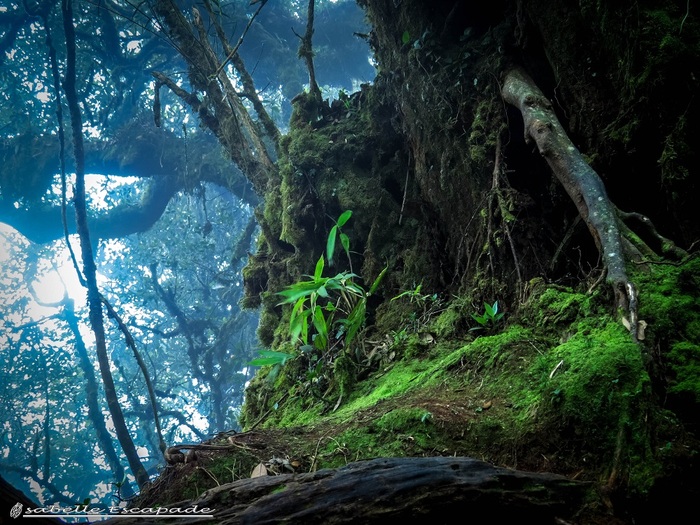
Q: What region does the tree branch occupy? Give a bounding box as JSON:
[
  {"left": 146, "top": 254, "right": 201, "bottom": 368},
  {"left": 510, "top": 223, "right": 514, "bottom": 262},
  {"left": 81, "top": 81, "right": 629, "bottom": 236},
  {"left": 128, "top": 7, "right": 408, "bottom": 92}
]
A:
[
  {"left": 61, "top": 0, "right": 148, "bottom": 488},
  {"left": 501, "top": 66, "right": 638, "bottom": 337},
  {"left": 295, "top": 0, "right": 323, "bottom": 107},
  {"left": 152, "top": 0, "right": 277, "bottom": 195}
]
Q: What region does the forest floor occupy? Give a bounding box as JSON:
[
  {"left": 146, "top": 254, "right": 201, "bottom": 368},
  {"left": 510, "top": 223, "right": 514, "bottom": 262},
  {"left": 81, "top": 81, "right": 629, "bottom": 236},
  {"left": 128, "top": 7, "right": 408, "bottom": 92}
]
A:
[{"left": 130, "top": 257, "right": 700, "bottom": 525}]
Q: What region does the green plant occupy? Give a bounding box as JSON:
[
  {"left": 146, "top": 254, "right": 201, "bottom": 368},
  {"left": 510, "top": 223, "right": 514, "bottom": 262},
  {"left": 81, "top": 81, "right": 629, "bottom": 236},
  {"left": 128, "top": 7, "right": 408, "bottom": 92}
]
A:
[
  {"left": 250, "top": 350, "right": 294, "bottom": 367},
  {"left": 326, "top": 209, "right": 352, "bottom": 269},
  {"left": 391, "top": 283, "right": 443, "bottom": 332},
  {"left": 391, "top": 283, "right": 436, "bottom": 304},
  {"left": 470, "top": 301, "right": 505, "bottom": 332},
  {"left": 279, "top": 211, "right": 387, "bottom": 354},
  {"left": 278, "top": 254, "right": 367, "bottom": 351},
  {"left": 338, "top": 89, "right": 352, "bottom": 112}
]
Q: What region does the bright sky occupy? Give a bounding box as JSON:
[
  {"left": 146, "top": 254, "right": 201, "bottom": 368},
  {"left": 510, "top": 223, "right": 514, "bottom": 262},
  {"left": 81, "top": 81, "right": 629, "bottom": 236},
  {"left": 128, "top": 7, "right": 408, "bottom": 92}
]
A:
[{"left": 0, "top": 174, "right": 142, "bottom": 322}]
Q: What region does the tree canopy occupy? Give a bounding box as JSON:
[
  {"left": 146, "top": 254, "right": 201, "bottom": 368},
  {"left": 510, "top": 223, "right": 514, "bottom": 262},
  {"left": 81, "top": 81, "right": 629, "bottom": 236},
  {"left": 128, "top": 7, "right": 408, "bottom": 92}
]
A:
[{"left": 0, "top": 0, "right": 373, "bottom": 506}]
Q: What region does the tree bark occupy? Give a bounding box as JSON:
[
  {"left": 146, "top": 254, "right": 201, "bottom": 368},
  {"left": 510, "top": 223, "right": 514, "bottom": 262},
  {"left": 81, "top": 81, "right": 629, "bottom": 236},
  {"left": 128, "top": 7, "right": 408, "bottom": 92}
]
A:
[
  {"left": 297, "top": 0, "right": 323, "bottom": 107},
  {"left": 152, "top": 0, "right": 277, "bottom": 195},
  {"left": 1, "top": 474, "right": 64, "bottom": 524},
  {"left": 64, "top": 299, "right": 135, "bottom": 499},
  {"left": 501, "top": 66, "right": 638, "bottom": 336}
]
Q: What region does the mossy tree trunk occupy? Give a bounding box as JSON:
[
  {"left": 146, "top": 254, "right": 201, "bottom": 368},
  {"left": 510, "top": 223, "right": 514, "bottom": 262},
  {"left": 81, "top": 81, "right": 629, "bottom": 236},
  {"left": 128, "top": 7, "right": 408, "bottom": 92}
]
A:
[{"left": 152, "top": 0, "right": 279, "bottom": 195}]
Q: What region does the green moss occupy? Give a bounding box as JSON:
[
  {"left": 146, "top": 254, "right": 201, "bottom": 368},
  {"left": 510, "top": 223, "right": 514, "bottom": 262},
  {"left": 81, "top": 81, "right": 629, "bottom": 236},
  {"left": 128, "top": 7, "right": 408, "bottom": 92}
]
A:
[
  {"left": 636, "top": 257, "right": 700, "bottom": 342},
  {"left": 431, "top": 302, "right": 466, "bottom": 339},
  {"left": 667, "top": 342, "right": 700, "bottom": 401},
  {"left": 318, "top": 408, "right": 443, "bottom": 468},
  {"left": 532, "top": 286, "right": 594, "bottom": 329},
  {"left": 546, "top": 318, "right": 645, "bottom": 430}
]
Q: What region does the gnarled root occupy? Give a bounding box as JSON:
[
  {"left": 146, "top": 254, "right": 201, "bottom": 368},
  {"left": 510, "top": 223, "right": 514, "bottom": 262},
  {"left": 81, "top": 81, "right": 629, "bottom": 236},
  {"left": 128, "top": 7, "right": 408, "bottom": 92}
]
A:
[{"left": 501, "top": 67, "right": 638, "bottom": 339}]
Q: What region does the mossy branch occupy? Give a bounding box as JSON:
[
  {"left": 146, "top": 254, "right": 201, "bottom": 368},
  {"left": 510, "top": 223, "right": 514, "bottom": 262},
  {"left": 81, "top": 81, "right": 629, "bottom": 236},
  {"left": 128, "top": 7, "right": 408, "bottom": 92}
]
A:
[
  {"left": 294, "top": 0, "right": 323, "bottom": 107},
  {"left": 152, "top": 0, "right": 276, "bottom": 194},
  {"left": 202, "top": 0, "right": 280, "bottom": 147}
]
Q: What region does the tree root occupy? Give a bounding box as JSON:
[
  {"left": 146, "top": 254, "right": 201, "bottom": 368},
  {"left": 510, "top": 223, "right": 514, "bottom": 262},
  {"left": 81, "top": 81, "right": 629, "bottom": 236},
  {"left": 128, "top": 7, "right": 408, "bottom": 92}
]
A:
[
  {"left": 617, "top": 209, "right": 689, "bottom": 261},
  {"left": 502, "top": 67, "right": 639, "bottom": 339}
]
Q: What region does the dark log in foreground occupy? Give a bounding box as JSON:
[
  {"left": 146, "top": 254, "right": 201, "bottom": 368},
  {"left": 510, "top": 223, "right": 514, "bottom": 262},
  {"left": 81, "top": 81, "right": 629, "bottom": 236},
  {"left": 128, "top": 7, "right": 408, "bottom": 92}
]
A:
[
  {"left": 501, "top": 67, "right": 639, "bottom": 338},
  {"left": 103, "top": 457, "right": 588, "bottom": 524},
  {"left": 0, "top": 475, "right": 63, "bottom": 524}
]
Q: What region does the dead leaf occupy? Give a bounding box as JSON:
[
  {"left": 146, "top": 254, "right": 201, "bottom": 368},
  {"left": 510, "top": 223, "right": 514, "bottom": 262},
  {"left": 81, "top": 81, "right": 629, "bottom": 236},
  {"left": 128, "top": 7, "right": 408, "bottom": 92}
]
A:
[
  {"left": 250, "top": 462, "right": 268, "bottom": 478},
  {"left": 482, "top": 400, "right": 492, "bottom": 410},
  {"left": 637, "top": 320, "right": 647, "bottom": 341},
  {"left": 621, "top": 317, "right": 631, "bottom": 331},
  {"left": 332, "top": 393, "right": 343, "bottom": 412},
  {"left": 549, "top": 359, "right": 564, "bottom": 379}
]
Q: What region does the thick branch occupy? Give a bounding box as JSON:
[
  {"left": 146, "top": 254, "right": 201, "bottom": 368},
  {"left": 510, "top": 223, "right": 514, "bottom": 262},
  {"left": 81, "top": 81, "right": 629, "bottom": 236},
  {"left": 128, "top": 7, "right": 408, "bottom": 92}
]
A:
[
  {"left": 0, "top": 129, "right": 257, "bottom": 244},
  {"left": 202, "top": 0, "right": 280, "bottom": 147},
  {"left": 64, "top": 298, "right": 135, "bottom": 499},
  {"left": 296, "top": 0, "right": 323, "bottom": 106},
  {"left": 502, "top": 67, "right": 638, "bottom": 334},
  {"left": 102, "top": 297, "right": 167, "bottom": 456},
  {"left": 152, "top": 0, "right": 277, "bottom": 195},
  {"left": 0, "top": 177, "right": 177, "bottom": 244}
]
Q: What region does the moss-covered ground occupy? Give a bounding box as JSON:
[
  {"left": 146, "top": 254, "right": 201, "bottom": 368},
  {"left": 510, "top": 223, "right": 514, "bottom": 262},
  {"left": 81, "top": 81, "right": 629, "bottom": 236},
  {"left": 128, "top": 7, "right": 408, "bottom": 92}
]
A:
[{"left": 133, "top": 255, "right": 700, "bottom": 523}]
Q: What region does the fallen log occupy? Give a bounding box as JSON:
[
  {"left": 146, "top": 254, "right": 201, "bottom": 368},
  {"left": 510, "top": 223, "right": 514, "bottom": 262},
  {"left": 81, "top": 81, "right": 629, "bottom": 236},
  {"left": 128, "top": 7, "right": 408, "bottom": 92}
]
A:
[{"left": 100, "top": 457, "right": 588, "bottom": 524}]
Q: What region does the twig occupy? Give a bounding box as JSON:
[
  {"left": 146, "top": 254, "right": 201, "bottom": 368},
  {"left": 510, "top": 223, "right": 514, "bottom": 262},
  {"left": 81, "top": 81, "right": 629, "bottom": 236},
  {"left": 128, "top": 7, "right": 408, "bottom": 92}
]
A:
[
  {"left": 211, "top": 0, "right": 268, "bottom": 79},
  {"left": 248, "top": 391, "right": 290, "bottom": 431},
  {"left": 680, "top": 0, "right": 690, "bottom": 34},
  {"left": 294, "top": 0, "right": 322, "bottom": 105},
  {"left": 399, "top": 150, "right": 411, "bottom": 225}
]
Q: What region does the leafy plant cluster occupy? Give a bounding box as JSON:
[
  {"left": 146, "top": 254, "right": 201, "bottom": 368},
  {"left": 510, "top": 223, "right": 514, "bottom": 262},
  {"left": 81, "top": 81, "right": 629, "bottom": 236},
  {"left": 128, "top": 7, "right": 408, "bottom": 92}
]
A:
[
  {"left": 391, "top": 283, "right": 443, "bottom": 333},
  {"left": 252, "top": 211, "right": 386, "bottom": 385},
  {"left": 470, "top": 301, "right": 504, "bottom": 332}
]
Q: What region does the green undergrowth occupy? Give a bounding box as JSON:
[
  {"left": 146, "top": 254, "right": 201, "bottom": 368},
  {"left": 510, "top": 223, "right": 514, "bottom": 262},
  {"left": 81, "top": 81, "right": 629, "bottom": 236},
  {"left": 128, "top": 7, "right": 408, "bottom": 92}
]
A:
[
  {"left": 636, "top": 256, "right": 700, "bottom": 409},
  {"left": 139, "top": 261, "right": 700, "bottom": 510},
  {"left": 240, "top": 276, "right": 682, "bottom": 495}
]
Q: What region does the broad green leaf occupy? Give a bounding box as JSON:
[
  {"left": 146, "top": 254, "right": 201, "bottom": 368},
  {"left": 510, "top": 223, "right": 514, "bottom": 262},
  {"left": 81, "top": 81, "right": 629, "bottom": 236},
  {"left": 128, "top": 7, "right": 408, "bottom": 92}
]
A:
[
  {"left": 290, "top": 298, "right": 309, "bottom": 343},
  {"left": 336, "top": 210, "right": 353, "bottom": 228},
  {"left": 278, "top": 280, "right": 326, "bottom": 303},
  {"left": 312, "top": 305, "right": 328, "bottom": 349},
  {"left": 471, "top": 313, "right": 488, "bottom": 326},
  {"left": 401, "top": 30, "right": 410, "bottom": 45},
  {"left": 326, "top": 226, "right": 337, "bottom": 265},
  {"left": 345, "top": 299, "right": 366, "bottom": 344},
  {"left": 314, "top": 255, "right": 325, "bottom": 281},
  {"left": 249, "top": 350, "right": 292, "bottom": 367},
  {"left": 484, "top": 301, "right": 496, "bottom": 318},
  {"left": 369, "top": 265, "right": 388, "bottom": 295},
  {"left": 344, "top": 282, "right": 365, "bottom": 295},
  {"left": 312, "top": 305, "right": 328, "bottom": 339},
  {"left": 340, "top": 232, "right": 350, "bottom": 256}
]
